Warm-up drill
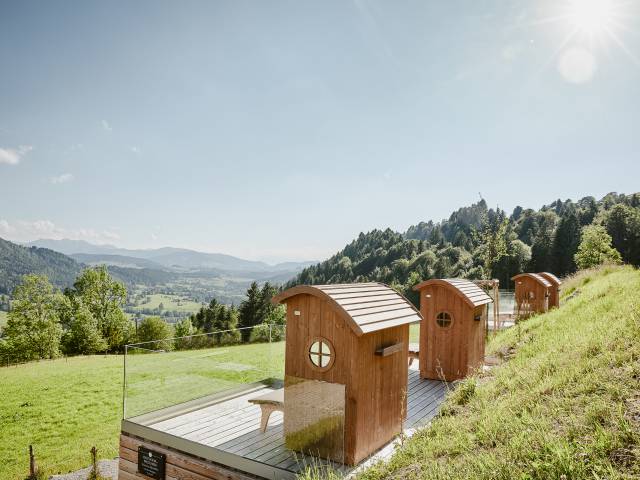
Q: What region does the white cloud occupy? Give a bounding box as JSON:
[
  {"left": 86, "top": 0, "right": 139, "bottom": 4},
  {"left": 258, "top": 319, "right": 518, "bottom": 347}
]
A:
[
  {"left": 0, "top": 145, "right": 33, "bottom": 165},
  {"left": 0, "top": 220, "right": 16, "bottom": 235},
  {"left": 50, "top": 173, "right": 74, "bottom": 184},
  {"left": 0, "top": 219, "right": 120, "bottom": 244},
  {"left": 150, "top": 233, "right": 158, "bottom": 241},
  {"left": 130, "top": 146, "right": 141, "bottom": 154},
  {"left": 101, "top": 120, "right": 112, "bottom": 132}
]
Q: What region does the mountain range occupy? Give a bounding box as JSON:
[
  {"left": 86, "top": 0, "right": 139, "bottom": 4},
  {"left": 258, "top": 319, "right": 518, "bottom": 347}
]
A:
[{"left": 0, "top": 238, "right": 317, "bottom": 296}]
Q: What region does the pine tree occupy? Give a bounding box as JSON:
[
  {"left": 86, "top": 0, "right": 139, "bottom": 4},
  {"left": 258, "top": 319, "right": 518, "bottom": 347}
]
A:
[
  {"left": 238, "top": 282, "right": 262, "bottom": 341},
  {"left": 529, "top": 211, "right": 557, "bottom": 272},
  {"left": 552, "top": 208, "right": 581, "bottom": 276},
  {"left": 606, "top": 204, "right": 640, "bottom": 266}
]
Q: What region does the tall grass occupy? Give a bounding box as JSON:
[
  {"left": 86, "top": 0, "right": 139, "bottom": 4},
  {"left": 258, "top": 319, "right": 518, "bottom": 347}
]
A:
[{"left": 359, "top": 265, "right": 640, "bottom": 480}]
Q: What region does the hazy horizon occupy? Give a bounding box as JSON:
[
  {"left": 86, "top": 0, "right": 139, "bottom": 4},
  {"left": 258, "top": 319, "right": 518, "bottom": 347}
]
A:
[{"left": 2, "top": 1, "right": 639, "bottom": 263}]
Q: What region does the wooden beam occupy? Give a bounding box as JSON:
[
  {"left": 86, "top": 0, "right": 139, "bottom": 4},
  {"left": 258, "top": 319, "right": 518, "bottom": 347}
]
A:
[{"left": 375, "top": 342, "right": 404, "bottom": 357}]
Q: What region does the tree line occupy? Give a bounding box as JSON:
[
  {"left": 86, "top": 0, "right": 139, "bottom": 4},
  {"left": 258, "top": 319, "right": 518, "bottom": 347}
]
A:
[
  {"left": 0, "top": 267, "right": 285, "bottom": 363},
  {"left": 289, "top": 193, "right": 638, "bottom": 305}
]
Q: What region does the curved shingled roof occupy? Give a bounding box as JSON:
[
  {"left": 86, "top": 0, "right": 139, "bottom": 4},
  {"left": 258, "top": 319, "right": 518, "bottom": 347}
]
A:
[
  {"left": 511, "top": 273, "right": 552, "bottom": 288},
  {"left": 412, "top": 278, "right": 493, "bottom": 307},
  {"left": 538, "top": 272, "right": 562, "bottom": 286},
  {"left": 272, "top": 282, "right": 422, "bottom": 336}
]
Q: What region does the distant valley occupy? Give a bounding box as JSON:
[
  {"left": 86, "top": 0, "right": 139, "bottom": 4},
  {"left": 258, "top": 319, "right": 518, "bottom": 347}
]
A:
[{"left": 0, "top": 238, "right": 317, "bottom": 316}]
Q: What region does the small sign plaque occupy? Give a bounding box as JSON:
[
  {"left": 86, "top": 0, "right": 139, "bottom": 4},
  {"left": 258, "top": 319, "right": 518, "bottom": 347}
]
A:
[{"left": 137, "top": 446, "right": 166, "bottom": 480}]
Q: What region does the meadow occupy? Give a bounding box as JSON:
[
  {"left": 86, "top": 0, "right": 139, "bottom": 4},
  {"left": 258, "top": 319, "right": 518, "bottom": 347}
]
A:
[
  {"left": 0, "top": 340, "right": 285, "bottom": 480},
  {"left": 128, "top": 293, "right": 203, "bottom": 313}
]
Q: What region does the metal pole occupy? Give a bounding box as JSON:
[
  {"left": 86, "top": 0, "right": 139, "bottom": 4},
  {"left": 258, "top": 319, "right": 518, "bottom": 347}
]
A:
[
  {"left": 122, "top": 345, "right": 127, "bottom": 419},
  {"left": 268, "top": 324, "right": 272, "bottom": 378}
]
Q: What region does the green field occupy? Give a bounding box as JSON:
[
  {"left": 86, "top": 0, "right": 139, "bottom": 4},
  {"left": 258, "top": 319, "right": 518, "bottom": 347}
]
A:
[
  {"left": 350, "top": 265, "right": 640, "bottom": 480},
  {"left": 0, "top": 341, "right": 285, "bottom": 480},
  {"left": 129, "top": 293, "right": 203, "bottom": 313}
]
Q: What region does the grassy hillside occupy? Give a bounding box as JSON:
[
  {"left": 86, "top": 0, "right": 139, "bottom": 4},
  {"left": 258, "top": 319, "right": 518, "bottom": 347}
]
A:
[
  {"left": 0, "top": 342, "right": 285, "bottom": 480},
  {"left": 353, "top": 265, "right": 640, "bottom": 480}
]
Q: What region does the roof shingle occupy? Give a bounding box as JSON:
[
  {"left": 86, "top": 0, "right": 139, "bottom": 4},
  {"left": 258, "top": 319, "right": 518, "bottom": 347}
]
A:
[
  {"left": 413, "top": 278, "right": 493, "bottom": 307},
  {"left": 511, "top": 273, "right": 552, "bottom": 288},
  {"left": 272, "top": 282, "right": 421, "bottom": 336}
]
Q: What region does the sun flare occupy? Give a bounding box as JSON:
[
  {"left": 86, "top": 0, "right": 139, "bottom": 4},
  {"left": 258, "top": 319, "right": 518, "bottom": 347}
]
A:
[{"left": 567, "top": 0, "right": 615, "bottom": 35}]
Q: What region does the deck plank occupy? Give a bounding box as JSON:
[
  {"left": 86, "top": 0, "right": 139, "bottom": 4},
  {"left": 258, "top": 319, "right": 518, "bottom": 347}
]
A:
[{"left": 144, "top": 367, "right": 447, "bottom": 476}]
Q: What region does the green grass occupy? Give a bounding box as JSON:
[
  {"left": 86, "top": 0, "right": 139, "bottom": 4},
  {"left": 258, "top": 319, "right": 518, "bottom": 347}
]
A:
[
  {"left": 354, "top": 265, "right": 640, "bottom": 480},
  {"left": 129, "top": 293, "right": 203, "bottom": 313},
  {"left": 125, "top": 341, "right": 285, "bottom": 417},
  {"left": 0, "top": 341, "right": 285, "bottom": 480},
  {"left": 409, "top": 322, "right": 420, "bottom": 344}
]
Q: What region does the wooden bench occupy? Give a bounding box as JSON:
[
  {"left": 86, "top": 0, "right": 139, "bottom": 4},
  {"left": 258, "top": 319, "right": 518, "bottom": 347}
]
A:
[
  {"left": 408, "top": 342, "right": 419, "bottom": 367},
  {"left": 248, "top": 388, "right": 284, "bottom": 432}
]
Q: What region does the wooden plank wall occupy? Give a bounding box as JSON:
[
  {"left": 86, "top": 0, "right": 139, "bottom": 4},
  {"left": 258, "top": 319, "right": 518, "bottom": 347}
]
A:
[
  {"left": 119, "top": 433, "right": 258, "bottom": 480},
  {"left": 283, "top": 293, "right": 409, "bottom": 465},
  {"left": 419, "top": 284, "right": 473, "bottom": 381},
  {"left": 515, "top": 277, "right": 549, "bottom": 316},
  {"left": 548, "top": 284, "right": 560, "bottom": 309},
  {"left": 467, "top": 305, "right": 486, "bottom": 374},
  {"left": 350, "top": 324, "right": 408, "bottom": 463}
]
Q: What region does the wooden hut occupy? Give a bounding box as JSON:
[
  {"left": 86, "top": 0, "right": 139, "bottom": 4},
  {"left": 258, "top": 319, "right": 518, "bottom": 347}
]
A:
[
  {"left": 413, "top": 279, "right": 492, "bottom": 382},
  {"left": 272, "top": 282, "right": 421, "bottom": 465},
  {"left": 538, "top": 272, "right": 562, "bottom": 309},
  {"left": 511, "top": 273, "right": 551, "bottom": 318}
]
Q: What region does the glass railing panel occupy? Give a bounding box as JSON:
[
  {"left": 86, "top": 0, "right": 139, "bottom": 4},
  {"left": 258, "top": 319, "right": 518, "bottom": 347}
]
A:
[
  {"left": 283, "top": 375, "right": 345, "bottom": 465},
  {"left": 123, "top": 324, "right": 286, "bottom": 419}
]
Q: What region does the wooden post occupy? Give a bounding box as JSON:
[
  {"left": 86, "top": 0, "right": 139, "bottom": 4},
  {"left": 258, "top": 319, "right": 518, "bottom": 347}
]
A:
[
  {"left": 494, "top": 281, "right": 499, "bottom": 331},
  {"left": 91, "top": 446, "right": 97, "bottom": 472},
  {"left": 29, "top": 445, "right": 36, "bottom": 478}
]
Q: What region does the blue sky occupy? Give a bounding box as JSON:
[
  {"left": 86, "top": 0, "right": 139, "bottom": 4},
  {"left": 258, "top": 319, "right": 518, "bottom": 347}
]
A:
[{"left": 1, "top": 0, "right": 639, "bottom": 263}]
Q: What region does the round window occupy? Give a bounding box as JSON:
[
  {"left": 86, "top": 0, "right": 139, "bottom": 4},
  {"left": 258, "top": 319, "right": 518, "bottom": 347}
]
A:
[
  {"left": 307, "top": 337, "right": 334, "bottom": 371},
  {"left": 436, "top": 311, "right": 452, "bottom": 328}
]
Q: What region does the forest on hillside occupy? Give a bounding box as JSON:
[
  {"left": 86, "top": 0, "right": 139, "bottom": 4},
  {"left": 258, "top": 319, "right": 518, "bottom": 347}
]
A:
[
  {"left": 288, "top": 192, "right": 640, "bottom": 305},
  {"left": 0, "top": 238, "right": 82, "bottom": 295}
]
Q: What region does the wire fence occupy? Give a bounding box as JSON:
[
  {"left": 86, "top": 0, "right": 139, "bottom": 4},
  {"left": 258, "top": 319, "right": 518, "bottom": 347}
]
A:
[
  {"left": 0, "top": 352, "right": 122, "bottom": 370},
  {"left": 20, "top": 443, "right": 117, "bottom": 480}
]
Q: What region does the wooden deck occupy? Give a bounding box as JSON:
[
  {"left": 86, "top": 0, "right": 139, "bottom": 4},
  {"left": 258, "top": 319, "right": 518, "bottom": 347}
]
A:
[{"left": 122, "top": 367, "right": 447, "bottom": 479}]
